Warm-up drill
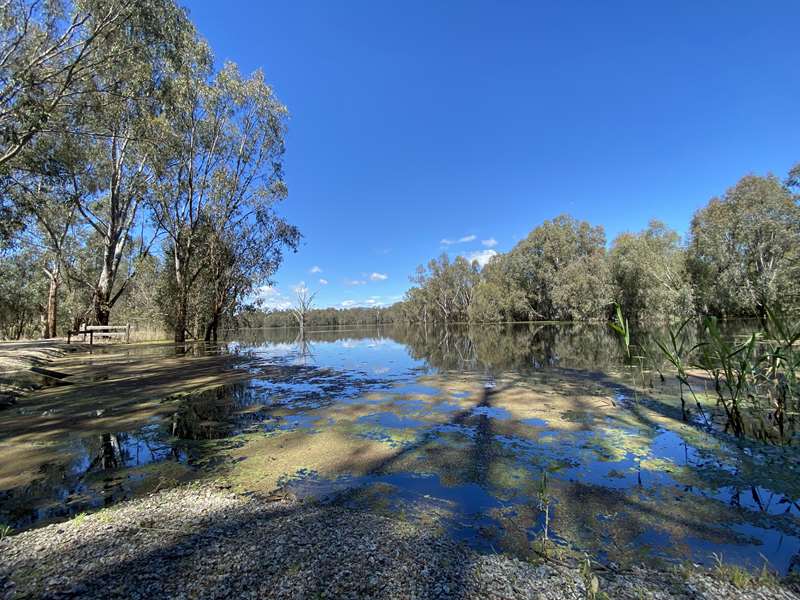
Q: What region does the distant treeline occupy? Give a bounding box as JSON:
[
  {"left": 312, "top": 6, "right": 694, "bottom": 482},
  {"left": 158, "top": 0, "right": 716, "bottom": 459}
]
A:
[
  {"left": 237, "top": 168, "right": 800, "bottom": 331},
  {"left": 394, "top": 169, "right": 800, "bottom": 324},
  {"left": 238, "top": 305, "right": 404, "bottom": 329}
]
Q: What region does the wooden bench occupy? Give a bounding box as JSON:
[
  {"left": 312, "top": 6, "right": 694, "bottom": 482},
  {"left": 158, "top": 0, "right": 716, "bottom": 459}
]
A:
[{"left": 67, "top": 324, "right": 130, "bottom": 345}]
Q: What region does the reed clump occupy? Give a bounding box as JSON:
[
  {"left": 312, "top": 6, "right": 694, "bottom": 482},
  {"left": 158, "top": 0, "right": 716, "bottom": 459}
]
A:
[{"left": 611, "top": 305, "right": 800, "bottom": 445}]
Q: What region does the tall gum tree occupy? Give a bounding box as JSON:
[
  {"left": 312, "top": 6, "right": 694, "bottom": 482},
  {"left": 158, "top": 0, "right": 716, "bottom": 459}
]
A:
[
  {"left": 68, "top": 0, "right": 197, "bottom": 324},
  {"left": 152, "top": 60, "right": 294, "bottom": 342}
]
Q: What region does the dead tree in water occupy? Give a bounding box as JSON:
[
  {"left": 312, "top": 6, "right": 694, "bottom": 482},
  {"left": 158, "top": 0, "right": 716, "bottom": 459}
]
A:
[{"left": 291, "top": 289, "right": 317, "bottom": 337}]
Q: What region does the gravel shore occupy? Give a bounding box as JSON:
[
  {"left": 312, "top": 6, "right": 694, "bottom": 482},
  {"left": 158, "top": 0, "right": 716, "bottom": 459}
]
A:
[{"left": 1, "top": 483, "right": 797, "bottom": 600}]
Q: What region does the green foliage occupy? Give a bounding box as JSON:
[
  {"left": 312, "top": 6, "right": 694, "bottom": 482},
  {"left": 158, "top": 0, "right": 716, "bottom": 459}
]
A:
[
  {"left": 694, "top": 318, "right": 758, "bottom": 438},
  {"left": 688, "top": 175, "right": 800, "bottom": 319},
  {"left": 151, "top": 57, "right": 298, "bottom": 342},
  {"left": 609, "top": 303, "right": 631, "bottom": 360},
  {"left": 610, "top": 221, "right": 694, "bottom": 323},
  {"left": 407, "top": 215, "right": 613, "bottom": 324},
  {"left": 402, "top": 254, "right": 480, "bottom": 323},
  {"left": 468, "top": 258, "right": 530, "bottom": 322},
  {"left": 0, "top": 249, "right": 45, "bottom": 338},
  {"left": 241, "top": 305, "right": 401, "bottom": 329},
  {"left": 0, "top": 1, "right": 298, "bottom": 341},
  {"left": 652, "top": 317, "right": 710, "bottom": 426},
  {"left": 0, "top": 523, "right": 13, "bottom": 539},
  {"left": 636, "top": 304, "right": 800, "bottom": 443},
  {"left": 402, "top": 171, "right": 799, "bottom": 328},
  {"left": 503, "top": 214, "right": 611, "bottom": 321}
]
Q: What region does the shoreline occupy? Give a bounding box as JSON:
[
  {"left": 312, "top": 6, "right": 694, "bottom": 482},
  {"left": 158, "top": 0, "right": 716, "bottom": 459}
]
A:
[{"left": 1, "top": 482, "right": 797, "bottom": 600}]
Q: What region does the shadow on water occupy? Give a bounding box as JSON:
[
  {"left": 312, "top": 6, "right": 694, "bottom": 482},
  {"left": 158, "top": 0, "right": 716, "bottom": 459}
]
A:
[{"left": 280, "top": 380, "right": 512, "bottom": 550}]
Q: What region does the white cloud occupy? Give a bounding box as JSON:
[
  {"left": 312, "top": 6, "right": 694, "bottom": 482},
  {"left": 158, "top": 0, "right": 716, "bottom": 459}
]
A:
[
  {"left": 292, "top": 281, "right": 308, "bottom": 294},
  {"left": 440, "top": 234, "right": 477, "bottom": 246},
  {"left": 481, "top": 238, "right": 498, "bottom": 248},
  {"left": 319, "top": 278, "right": 328, "bottom": 285},
  {"left": 369, "top": 272, "right": 388, "bottom": 281},
  {"left": 461, "top": 249, "right": 498, "bottom": 267},
  {"left": 339, "top": 296, "right": 390, "bottom": 309},
  {"left": 254, "top": 285, "right": 293, "bottom": 310},
  {"left": 309, "top": 266, "right": 322, "bottom": 273},
  {"left": 345, "top": 278, "right": 367, "bottom": 286}
]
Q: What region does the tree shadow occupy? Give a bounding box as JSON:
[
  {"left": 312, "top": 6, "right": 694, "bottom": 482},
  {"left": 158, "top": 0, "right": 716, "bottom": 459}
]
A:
[{"left": 5, "top": 381, "right": 513, "bottom": 599}]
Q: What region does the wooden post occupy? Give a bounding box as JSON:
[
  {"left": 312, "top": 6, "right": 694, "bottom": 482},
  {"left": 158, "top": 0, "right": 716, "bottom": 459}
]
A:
[
  {"left": 67, "top": 331, "right": 71, "bottom": 344},
  {"left": 126, "top": 323, "right": 130, "bottom": 343},
  {"left": 89, "top": 331, "right": 93, "bottom": 347}
]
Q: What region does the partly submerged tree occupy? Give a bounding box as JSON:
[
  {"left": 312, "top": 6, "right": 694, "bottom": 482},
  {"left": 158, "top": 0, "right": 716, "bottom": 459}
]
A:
[
  {"left": 291, "top": 287, "right": 317, "bottom": 334},
  {"left": 196, "top": 217, "right": 299, "bottom": 341},
  {"left": 406, "top": 254, "right": 479, "bottom": 323},
  {"left": 151, "top": 59, "right": 296, "bottom": 342},
  {"left": 502, "top": 214, "right": 611, "bottom": 321},
  {"left": 610, "top": 220, "right": 694, "bottom": 324},
  {"left": 468, "top": 255, "right": 531, "bottom": 323}
]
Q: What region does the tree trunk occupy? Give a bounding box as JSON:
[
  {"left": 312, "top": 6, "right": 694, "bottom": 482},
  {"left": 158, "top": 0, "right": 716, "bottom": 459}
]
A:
[
  {"left": 173, "top": 247, "right": 188, "bottom": 343},
  {"left": 45, "top": 272, "right": 60, "bottom": 338},
  {"left": 174, "top": 291, "right": 188, "bottom": 343},
  {"left": 203, "top": 315, "right": 220, "bottom": 342},
  {"left": 756, "top": 301, "right": 768, "bottom": 328},
  {"left": 94, "top": 259, "right": 113, "bottom": 325}
]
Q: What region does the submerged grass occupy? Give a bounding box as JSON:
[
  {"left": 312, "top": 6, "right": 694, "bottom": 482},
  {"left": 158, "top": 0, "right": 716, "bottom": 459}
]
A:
[{"left": 612, "top": 305, "right": 800, "bottom": 445}]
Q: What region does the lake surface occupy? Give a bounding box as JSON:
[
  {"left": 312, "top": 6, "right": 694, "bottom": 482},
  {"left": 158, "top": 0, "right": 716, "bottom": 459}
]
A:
[{"left": 2, "top": 323, "right": 799, "bottom": 575}]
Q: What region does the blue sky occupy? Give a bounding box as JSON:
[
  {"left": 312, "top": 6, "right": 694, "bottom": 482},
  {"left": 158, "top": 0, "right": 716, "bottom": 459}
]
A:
[{"left": 185, "top": 0, "right": 800, "bottom": 310}]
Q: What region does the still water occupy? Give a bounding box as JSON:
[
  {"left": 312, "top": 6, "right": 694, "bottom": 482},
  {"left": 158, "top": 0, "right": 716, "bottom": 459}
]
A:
[{"left": 2, "top": 324, "right": 799, "bottom": 574}]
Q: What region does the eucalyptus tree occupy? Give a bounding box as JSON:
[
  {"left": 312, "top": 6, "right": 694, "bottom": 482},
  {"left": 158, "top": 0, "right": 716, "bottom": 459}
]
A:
[
  {"left": 15, "top": 189, "right": 78, "bottom": 337},
  {"left": 787, "top": 161, "right": 800, "bottom": 191},
  {"left": 67, "top": 0, "right": 196, "bottom": 325},
  {"left": 152, "top": 60, "right": 295, "bottom": 342},
  {"left": 468, "top": 256, "right": 530, "bottom": 322},
  {"left": 688, "top": 174, "right": 800, "bottom": 319},
  {"left": 409, "top": 254, "right": 479, "bottom": 322},
  {"left": 195, "top": 213, "right": 299, "bottom": 341},
  {"left": 0, "top": 0, "right": 123, "bottom": 169},
  {"left": 0, "top": 0, "right": 188, "bottom": 172},
  {"left": 6, "top": 127, "right": 89, "bottom": 336},
  {"left": 504, "top": 215, "right": 610, "bottom": 321},
  {"left": 0, "top": 248, "right": 43, "bottom": 338},
  {"left": 609, "top": 220, "right": 694, "bottom": 323}
]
